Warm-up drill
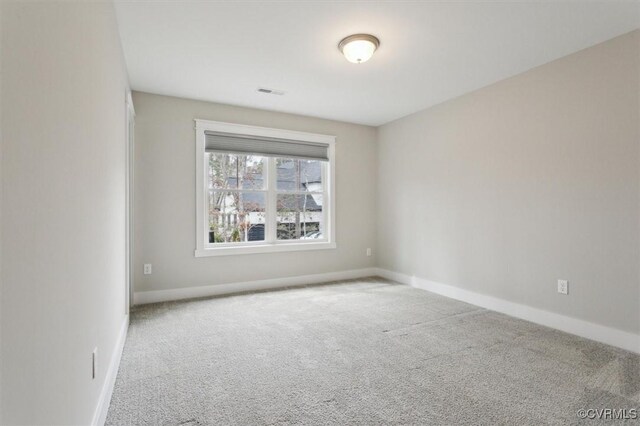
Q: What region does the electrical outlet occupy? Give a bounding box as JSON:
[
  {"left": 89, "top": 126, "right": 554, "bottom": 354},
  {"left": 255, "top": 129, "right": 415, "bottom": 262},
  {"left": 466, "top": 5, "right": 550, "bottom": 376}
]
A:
[
  {"left": 366, "top": 248, "right": 372, "bottom": 257},
  {"left": 92, "top": 347, "right": 98, "bottom": 379},
  {"left": 143, "top": 264, "right": 152, "bottom": 275},
  {"left": 557, "top": 279, "right": 568, "bottom": 295}
]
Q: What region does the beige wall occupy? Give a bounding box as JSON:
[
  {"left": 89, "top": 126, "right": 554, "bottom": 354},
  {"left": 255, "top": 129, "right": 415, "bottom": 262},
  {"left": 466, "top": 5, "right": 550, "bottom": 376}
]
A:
[
  {"left": 132, "top": 92, "right": 377, "bottom": 293},
  {"left": 377, "top": 30, "right": 640, "bottom": 335},
  {"left": 1, "top": 1, "right": 129, "bottom": 424}
]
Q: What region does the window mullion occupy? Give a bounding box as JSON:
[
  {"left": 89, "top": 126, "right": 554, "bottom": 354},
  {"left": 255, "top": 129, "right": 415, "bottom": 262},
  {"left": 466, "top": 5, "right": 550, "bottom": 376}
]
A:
[{"left": 266, "top": 157, "right": 277, "bottom": 243}]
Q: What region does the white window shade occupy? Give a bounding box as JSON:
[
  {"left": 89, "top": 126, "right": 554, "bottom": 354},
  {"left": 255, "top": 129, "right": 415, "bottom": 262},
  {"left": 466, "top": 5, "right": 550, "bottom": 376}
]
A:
[{"left": 205, "top": 131, "right": 329, "bottom": 161}]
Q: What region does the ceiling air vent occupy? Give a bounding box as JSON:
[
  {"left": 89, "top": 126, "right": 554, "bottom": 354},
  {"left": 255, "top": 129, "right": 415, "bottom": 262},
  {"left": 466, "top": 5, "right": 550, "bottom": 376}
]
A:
[{"left": 257, "top": 87, "right": 285, "bottom": 96}]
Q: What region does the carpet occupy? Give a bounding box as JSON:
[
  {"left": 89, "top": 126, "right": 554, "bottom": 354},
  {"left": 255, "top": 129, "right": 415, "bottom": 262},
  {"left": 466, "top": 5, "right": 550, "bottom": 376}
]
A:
[{"left": 106, "top": 278, "right": 639, "bottom": 425}]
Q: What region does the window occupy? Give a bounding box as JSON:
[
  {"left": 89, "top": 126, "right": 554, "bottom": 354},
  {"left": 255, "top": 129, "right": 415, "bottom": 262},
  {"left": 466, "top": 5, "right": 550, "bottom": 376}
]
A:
[{"left": 195, "top": 119, "right": 335, "bottom": 256}]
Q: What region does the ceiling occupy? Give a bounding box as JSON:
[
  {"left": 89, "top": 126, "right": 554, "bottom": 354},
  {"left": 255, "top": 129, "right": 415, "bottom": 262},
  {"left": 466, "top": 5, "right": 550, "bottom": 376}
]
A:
[{"left": 114, "top": 1, "right": 640, "bottom": 126}]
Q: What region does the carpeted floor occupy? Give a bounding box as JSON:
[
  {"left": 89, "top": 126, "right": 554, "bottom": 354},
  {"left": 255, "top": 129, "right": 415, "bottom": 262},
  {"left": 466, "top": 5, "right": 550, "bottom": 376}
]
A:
[{"left": 106, "top": 278, "right": 639, "bottom": 425}]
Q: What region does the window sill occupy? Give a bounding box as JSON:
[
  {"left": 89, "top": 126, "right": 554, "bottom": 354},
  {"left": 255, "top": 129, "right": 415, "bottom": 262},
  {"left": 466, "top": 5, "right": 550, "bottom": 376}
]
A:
[{"left": 194, "top": 241, "right": 337, "bottom": 257}]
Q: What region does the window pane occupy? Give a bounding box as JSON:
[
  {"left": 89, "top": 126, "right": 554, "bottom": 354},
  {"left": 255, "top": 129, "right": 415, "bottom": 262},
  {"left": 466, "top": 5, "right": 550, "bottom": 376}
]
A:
[
  {"left": 276, "top": 158, "right": 323, "bottom": 192},
  {"left": 209, "top": 191, "right": 266, "bottom": 243},
  {"left": 276, "top": 194, "right": 323, "bottom": 240},
  {"left": 208, "top": 153, "right": 265, "bottom": 190}
]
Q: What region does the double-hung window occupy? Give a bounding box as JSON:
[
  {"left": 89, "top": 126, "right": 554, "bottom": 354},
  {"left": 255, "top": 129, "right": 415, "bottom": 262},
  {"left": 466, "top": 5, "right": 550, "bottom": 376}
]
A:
[{"left": 194, "top": 119, "right": 336, "bottom": 256}]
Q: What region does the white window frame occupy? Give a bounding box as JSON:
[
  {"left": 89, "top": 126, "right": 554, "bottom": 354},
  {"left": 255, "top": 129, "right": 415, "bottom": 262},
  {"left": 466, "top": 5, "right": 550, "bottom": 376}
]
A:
[{"left": 194, "top": 119, "right": 336, "bottom": 257}]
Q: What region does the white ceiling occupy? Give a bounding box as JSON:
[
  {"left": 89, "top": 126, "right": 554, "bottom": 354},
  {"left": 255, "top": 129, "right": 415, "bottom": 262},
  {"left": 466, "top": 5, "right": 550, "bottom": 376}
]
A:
[{"left": 114, "top": 1, "right": 640, "bottom": 126}]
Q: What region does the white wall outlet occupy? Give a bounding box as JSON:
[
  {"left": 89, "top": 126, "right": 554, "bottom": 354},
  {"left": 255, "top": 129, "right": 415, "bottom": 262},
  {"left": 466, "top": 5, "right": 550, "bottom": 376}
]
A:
[
  {"left": 143, "top": 264, "right": 152, "bottom": 275},
  {"left": 92, "top": 347, "right": 98, "bottom": 379},
  {"left": 557, "top": 279, "right": 569, "bottom": 295},
  {"left": 366, "top": 248, "right": 372, "bottom": 257}
]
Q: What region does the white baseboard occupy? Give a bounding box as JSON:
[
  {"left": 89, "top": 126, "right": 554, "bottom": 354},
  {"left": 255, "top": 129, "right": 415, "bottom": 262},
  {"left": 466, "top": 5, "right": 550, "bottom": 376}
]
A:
[
  {"left": 374, "top": 268, "right": 640, "bottom": 354},
  {"left": 92, "top": 314, "right": 129, "bottom": 426},
  {"left": 134, "top": 268, "right": 378, "bottom": 305}
]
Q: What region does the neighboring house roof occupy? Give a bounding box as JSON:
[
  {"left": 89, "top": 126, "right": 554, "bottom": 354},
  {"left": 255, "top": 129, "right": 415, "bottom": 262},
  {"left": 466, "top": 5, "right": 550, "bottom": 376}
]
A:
[
  {"left": 228, "top": 192, "right": 320, "bottom": 212},
  {"left": 217, "top": 160, "right": 322, "bottom": 212},
  {"left": 225, "top": 160, "right": 321, "bottom": 191},
  {"left": 276, "top": 160, "right": 321, "bottom": 191}
]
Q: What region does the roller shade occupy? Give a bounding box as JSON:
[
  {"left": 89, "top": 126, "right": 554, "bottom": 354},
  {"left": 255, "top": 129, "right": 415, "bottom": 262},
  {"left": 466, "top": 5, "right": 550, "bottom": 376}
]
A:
[{"left": 205, "top": 131, "right": 329, "bottom": 161}]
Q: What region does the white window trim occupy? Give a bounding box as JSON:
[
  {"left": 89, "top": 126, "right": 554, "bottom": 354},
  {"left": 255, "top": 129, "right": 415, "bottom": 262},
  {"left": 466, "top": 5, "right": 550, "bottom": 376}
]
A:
[{"left": 194, "top": 119, "right": 336, "bottom": 257}]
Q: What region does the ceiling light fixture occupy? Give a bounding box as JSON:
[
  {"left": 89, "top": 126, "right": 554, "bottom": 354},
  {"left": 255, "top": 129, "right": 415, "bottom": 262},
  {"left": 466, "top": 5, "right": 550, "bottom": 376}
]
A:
[{"left": 338, "top": 34, "right": 380, "bottom": 64}]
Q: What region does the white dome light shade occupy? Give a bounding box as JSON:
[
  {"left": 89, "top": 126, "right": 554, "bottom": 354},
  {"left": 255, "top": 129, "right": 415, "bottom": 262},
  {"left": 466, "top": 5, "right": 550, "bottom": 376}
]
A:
[{"left": 338, "top": 34, "right": 380, "bottom": 64}]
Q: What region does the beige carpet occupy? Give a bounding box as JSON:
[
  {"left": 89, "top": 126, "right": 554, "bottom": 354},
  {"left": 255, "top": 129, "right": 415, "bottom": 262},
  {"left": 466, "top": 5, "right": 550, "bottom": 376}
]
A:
[{"left": 106, "top": 278, "right": 639, "bottom": 425}]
